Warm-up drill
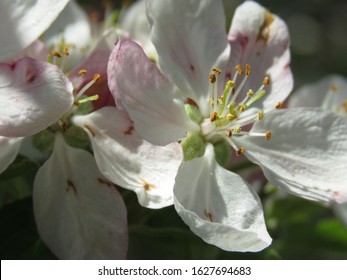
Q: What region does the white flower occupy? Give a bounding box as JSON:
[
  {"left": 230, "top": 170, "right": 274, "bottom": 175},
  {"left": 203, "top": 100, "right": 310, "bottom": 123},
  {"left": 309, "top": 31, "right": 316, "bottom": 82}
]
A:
[
  {"left": 107, "top": 0, "right": 347, "bottom": 252},
  {"left": 0, "top": 1, "right": 129, "bottom": 259},
  {"left": 289, "top": 75, "right": 347, "bottom": 228}
]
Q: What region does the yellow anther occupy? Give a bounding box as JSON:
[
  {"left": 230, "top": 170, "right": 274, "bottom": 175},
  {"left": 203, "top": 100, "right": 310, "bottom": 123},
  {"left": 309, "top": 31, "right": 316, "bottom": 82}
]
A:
[
  {"left": 212, "top": 67, "right": 222, "bottom": 75},
  {"left": 330, "top": 84, "right": 338, "bottom": 92},
  {"left": 247, "top": 89, "right": 254, "bottom": 97},
  {"left": 343, "top": 101, "right": 347, "bottom": 112},
  {"left": 258, "top": 111, "right": 264, "bottom": 120},
  {"left": 227, "top": 113, "right": 237, "bottom": 121},
  {"left": 233, "top": 127, "right": 241, "bottom": 133},
  {"left": 263, "top": 76, "right": 270, "bottom": 86},
  {"left": 237, "top": 104, "right": 246, "bottom": 112},
  {"left": 275, "top": 102, "right": 283, "bottom": 109},
  {"left": 236, "top": 147, "right": 246, "bottom": 156},
  {"left": 266, "top": 131, "right": 272, "bottom": 141},
  {"left": 210, "top": 111, "right": 218, "bottom": 122},
  {"left": 227, "top": 129, "right": 232, "bottom": 138},
  {"left": 63, "top": 47, "right": 69, "bottom": 56},
  {"left": 78, "top": 69, "right": 87, "bottom": 76},
  {"left": 226, "top": 80, "right": 235, "bottom": 88},
  {"left": 246, "top": 64, "right": 251, "bottom": 76},
  {"left": 209, "top": 98, "right": 215, "bottom": 107},
  {"left": 235, "top": 64, "right": 244, "bottom": 75},
  {"left": 52, "top": 50, "right": 62, "bottom": 58},
  {"left": 209, "top": 73, "right": 216, "bottom": 84},
  {"left": 93, "top": 73, "right": 101, "bottom": 82}
]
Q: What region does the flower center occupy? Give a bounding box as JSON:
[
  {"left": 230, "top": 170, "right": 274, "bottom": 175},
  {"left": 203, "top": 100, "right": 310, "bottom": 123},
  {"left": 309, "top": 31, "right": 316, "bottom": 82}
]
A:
[{"left": 182, "top": 65, "right": 278, "bottom": 164}]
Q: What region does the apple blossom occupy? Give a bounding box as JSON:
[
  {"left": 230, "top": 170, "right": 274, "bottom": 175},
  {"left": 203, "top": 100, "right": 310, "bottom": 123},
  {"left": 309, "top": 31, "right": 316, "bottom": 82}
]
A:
[{"left": 108, "top": 0, "right": 347, "bottom": 252}]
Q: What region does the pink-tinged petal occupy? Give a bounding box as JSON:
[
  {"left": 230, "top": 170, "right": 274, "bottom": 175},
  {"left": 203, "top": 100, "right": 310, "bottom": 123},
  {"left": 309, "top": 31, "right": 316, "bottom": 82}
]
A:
[
  {"left": 174, "top": 144, "right": 271, "bottom": 252},
  {"left": 0, "top": 0, "right": 69, "bottom": 61},
  {"left": 227, "top": 1, "right": 293, "bottom": 110},
  {"left": 33, "top": 133, "right": 128, "bottom": 259},
  {"left": 108, "top": 40, "right": 198, "bottom": 145},
  {"left": 5, "top": 40, "right": 50, "bottom": 63},
  {"left": 147, "top": 0, "right": 230, "bottom": 107},
  {"left": 0, "top": 136, "right": 23, "bottom": 173},
  {"left": 0, "top": 57, "right": 73, "bottom": 137},
  {"left": 73, "top": 107, "right": 183, "bottom": 209},
  {"left": 236, "top": 108, "right": 347, "bottom": 204},
  {"left": 289, "top": 75, "right": 347, "bottom": 115}
]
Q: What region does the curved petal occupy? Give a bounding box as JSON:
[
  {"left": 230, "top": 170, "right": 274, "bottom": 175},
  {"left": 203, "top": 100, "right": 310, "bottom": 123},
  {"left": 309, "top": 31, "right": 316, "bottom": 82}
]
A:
[
  {"left": 227, "top": 1, "right": 293, "bottom": 110},
  {"left": 174, "top": 144, "right": 271, "bottom": 252},
  {"left": 0, "top": 136, "right": 23, "bottom": 173},
  {"left": 108, "top": 40, "right": 198, "bottom": 145},
  {"left": 236, "top": 108, "right": 347, "bottom": 204},
  {"left": 289, "top": 75, "right": 347, "bottom": 116},
  {"left": 0, "top": 0, "right": 69, "bottom": 61},
  {"left": 119, "top": 0, "right": 157, "bottom": 59},
  {"left": 147, "top": 0, "right": 230, "bottom": 108},
  {"left": 0, "top": 57, "right": 73, "bottom": 137},
  {"left": 73, "top": 107, "right": 183, "bottom": 209},
  {"left": 33, "top": 133, "right": 128, "bottom": 259}
]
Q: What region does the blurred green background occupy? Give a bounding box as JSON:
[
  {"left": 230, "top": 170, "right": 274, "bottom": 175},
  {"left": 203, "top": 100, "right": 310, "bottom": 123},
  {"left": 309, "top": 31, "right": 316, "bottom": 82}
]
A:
[{"left": 1, "top": 0, "right": 347, "bottom": 259}]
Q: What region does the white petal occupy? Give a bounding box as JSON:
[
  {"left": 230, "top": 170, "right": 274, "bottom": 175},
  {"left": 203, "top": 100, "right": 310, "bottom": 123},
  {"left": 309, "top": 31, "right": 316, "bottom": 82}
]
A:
[
  {"left": 0, "top": 136, "right": 23, "bottom": 173},
  {"left": 119, "top": 0, "right": 156, "bottom": 58},
  {"left": 147, "top": 0, "right": 230, "bottom": 111},
  {"left": 73, "top": 107, "right": 183, "bottom": 209},
  {"left": 236, "top": 108, "right": 347, "bottom": 204},
  {"left": 289, "top": 75, "right": 347, "bottom": 115},
  {"left": 174, "top": 144, "right": 271, "bottom": 252},
  {"left": 0, "top": 57, "right": 73, "bottom": 137},
  {"left": 0, "top": 0, "right": 69, "bottom": 61},
  {"left": 108, "top": 40, "right": 198, "bottom": 145},
  {"left": 227, "top": 1, "right": 293, "bottom": 110},
  {"left": 33, "top": 133, "right": 128, "bottom": 259}
]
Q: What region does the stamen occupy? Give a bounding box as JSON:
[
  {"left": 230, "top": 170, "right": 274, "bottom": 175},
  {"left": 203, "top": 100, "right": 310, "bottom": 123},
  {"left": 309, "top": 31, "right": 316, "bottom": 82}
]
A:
[
  {"left": 209, "top": 73, "right": 216, "bottom": 84},
  {"left": 78, "top": 94, "right": 99, "bottom": 104},
  {"left": 275, "top": 102, "right": 283, "bottom": 109},
  {"left": 210, "top": 111, "right": 218, "bottom": 122},
  {"left": 226, "top": 129, "right": 232, "bottom": 137},
  {"left": 235, "top": 64, "right": 244, "bottom": 75},
  {"left": 245, "top": 64, "right": 251, "bottom": 76},
  {"left": 52, "top": 51, "right": 62, "bottom": 58},
  {"left": 78, "top": 69, "right": 87, "bottom": 76},
  {"left": 75, "top": 73, "right": 101, "bottom": 99},
  {"left": 212, "top": 67, "right": 222, "bottom": 75},
  {"left": 63, "top": 47, "right": 70, "bottom": 56},
  {"left": 263, "top": 76, "right": 270, "bottom": 86},
  {"left": 93, "top": 73, "right": 101, "bottom": 82},
  {"left": 343, "top": 101, "right": 347, "bottom": 113},
  {"left": 258, "top": 111, "right": 264, "bottom": 120},
  {"left": 266, "top": 131, "right": 272, "bottom": 141},
  {"left": 236, "top": 147, "right": 246, "bottom": 156}
]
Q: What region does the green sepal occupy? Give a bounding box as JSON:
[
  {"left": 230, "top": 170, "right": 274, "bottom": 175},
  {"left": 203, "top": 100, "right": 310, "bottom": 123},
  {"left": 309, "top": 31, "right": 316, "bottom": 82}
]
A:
[
  {"left": 181, "top": 132, "right": 206, "bottom": 161},
  {"left": 32, "top": 129, "right": 55, "bottom": 155},
  {"left": 184, "top": 104, "right": 203, "bottom": 124},
  {"left": 63, "top": 125, "right": 90, "bottom": 149},
  {"left": 213, "top": 139, "right": 231, "bottom": 166}
]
